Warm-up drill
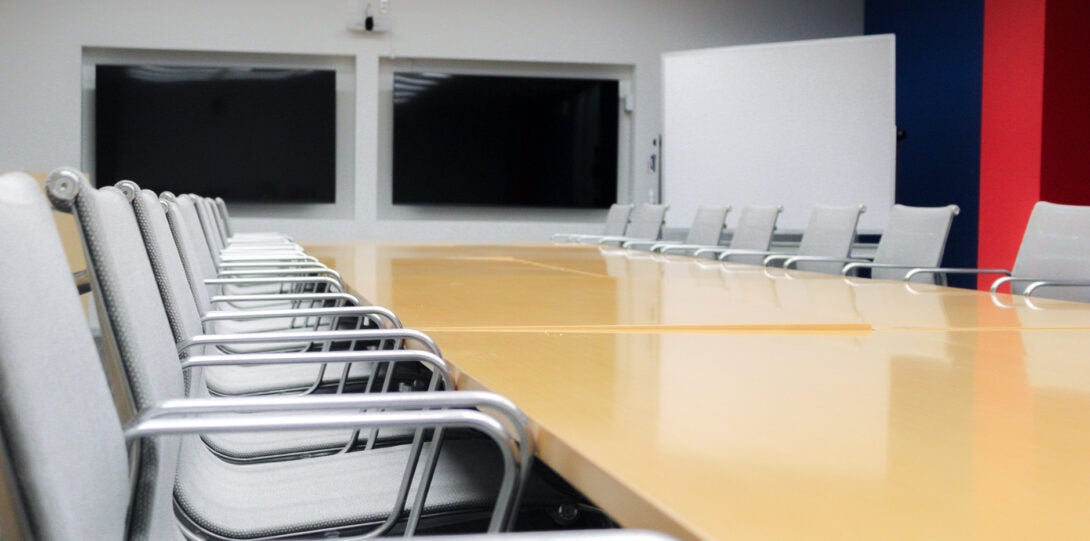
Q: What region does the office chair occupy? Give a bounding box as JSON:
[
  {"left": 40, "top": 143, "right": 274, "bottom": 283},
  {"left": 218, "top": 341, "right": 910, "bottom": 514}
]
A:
[
  {"left": 122, "top": 184, "right": 413, "bottom": 400},
  {"left": 623, "top": 205, "right": 730, "bottom": 254},
  {"left": 690, "top": 205, "right": 783, "bottom": 264},
  {"left": 781, "top": 204, "right": 960, "bottom": 284},
  {"left": 211, "top": 195, "right": 295, "bottom": 246},
  {"left": 552, "top": 203, "right": 634, "bottom": 243},
  {"left": 7, "top": 170, "right": 542, "bottom": 538},
  {"left": 593, "top": 204, "right": 669, "bottom": 246},
  {"left": 903, "top": 201, "right": 1090, "bottom": 300},
  {"left": 762, "top": 204, "right": 866, "bottom": 274}
]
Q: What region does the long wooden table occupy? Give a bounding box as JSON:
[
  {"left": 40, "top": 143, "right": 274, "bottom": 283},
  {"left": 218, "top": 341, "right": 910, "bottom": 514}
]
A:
[{"left": 307, "top": 243, "right": 1090, "bottom": 541}]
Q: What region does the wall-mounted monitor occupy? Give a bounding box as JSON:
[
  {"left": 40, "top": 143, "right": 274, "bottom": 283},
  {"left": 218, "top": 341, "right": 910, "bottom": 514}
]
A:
[
  {"left": 95, "top": 64, "right": 336, "bottom": 203},
  {"left": 392, "top": 72, "right": 619, "bottom": 208}
]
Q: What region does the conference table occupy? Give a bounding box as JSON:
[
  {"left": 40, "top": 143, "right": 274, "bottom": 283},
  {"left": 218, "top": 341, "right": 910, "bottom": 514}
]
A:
[{"left": 305, "top": 242, "right": 1090, "bottom": 541}]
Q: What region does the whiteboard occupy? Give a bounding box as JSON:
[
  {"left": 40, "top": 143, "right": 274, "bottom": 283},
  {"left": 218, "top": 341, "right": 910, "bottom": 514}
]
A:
[{"left": 662, "top": 35, "right": 895, "bottom": 233}]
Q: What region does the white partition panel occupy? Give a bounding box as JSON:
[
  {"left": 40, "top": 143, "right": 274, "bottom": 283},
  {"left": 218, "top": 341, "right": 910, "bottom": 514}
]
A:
[{"left": 662, "top": 35, "right": 895, "bottom": 233}]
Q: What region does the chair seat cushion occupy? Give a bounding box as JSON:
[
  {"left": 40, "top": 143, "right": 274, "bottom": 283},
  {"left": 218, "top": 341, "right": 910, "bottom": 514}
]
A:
[
  {"left": 175, "top": 436, "right": 504, "bottom": 538},
  {"left": 202, "top": 361, "right": 373, "bottom": 396}
]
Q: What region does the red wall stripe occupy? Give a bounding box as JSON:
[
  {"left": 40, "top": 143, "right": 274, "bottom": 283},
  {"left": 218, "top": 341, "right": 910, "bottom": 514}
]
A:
[{"left": 979, "top": 0, "right": 1046, "bottom": 285}]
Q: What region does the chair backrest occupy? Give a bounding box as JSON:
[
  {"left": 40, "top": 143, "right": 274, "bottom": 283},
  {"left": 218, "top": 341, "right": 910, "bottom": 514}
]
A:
[
  {"left": 727, "top": 205, "right": 782, "bottom": 264},
  {"left": 190, "top": 196, "right": 229, "bottom": 264},
  {"left": 624, "top": 204, "right": 669, "bottom": 240},
  {"left": 794, "top": 205, "right": 865, "bottom": 274},
  {"left": 167, "top": 195, "right": 222, "bottom": 313},
  {"left": 603, "top": 203, "right": 635, "bottom": 236},
  {"left": 212, "top": 196, "right": 234, "bottom": 238},
  {"left": 50, "top": 170, "right": 189, "bottom": 540},
  {"left": 0, "top": 172, "right": 131, "bottom": 540},
  {"left": 126, "top": 185, "right": 209, "bottom": 347},
  {"left": 1010, "top": 201, "right": 1090, "bottom": 300},
  {"left": 683, "top": 206, "right": 730, "bottom": 245},
  {"left": 872, "top": 204, "right": 960, "bottom": 281}
]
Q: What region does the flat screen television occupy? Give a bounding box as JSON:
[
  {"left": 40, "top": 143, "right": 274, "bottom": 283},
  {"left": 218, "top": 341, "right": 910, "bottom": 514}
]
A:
[
  {"left": 392, "top": 72, "right": 618, "bottom": 208},
  {"left": 95, "top": 64, "right": 336, "bottom": 203}
]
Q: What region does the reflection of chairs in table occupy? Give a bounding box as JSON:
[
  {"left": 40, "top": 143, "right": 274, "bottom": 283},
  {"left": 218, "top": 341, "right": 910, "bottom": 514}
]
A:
[
  {"left": 851, "top": 279, "right": 953, "bottom": 330},
  {"left": 771, "top": 273, "right": 862, "bottom": 323},
  {"left": 906, "top": 201, "right": 1090, "bottom": 302},
  {"left": 762, "top": 204, "right": 866, "bottom": 274},
  {"left": 783, "top": 204, "right": 959, "bottom": 284}
]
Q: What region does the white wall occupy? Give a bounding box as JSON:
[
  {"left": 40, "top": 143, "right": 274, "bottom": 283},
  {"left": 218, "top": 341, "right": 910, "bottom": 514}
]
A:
[{"left": 0, "top": 0, "right": 861, "bottom": 242}]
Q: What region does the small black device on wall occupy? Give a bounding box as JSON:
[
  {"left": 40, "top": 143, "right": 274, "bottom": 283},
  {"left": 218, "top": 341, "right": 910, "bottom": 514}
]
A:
[
  {"left": 95, "top": 64, "right": 337, "bottom": 203},
  {"left": 392, "top": 72, "right": 619, "bottom": 209}
]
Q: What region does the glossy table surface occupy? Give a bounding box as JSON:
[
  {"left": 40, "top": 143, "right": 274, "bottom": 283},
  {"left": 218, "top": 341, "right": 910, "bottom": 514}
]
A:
[{"left": 306, "top": 242, "right": 1090, "bottom": 541}]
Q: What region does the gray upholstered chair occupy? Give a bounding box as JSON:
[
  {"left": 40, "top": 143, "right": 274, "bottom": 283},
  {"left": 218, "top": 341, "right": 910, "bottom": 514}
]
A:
[
  {"left": 57, "top": 171, "right": 452, "bottom": 462},
  {"left": 593, "top": 203, "right": 669, "bottom": 246},
  {"left": 192, "top": 195, "right": 313, "bottom": 262},
  {"left": 6, "top": 169, "right": 537, "bottom": 538},
  {"left": 123, "top": 183, "right": 408, "bottom": 400},
  {"left": 623, "top": 205, "right": 730, "bottom": 253},
  {"left": 174, "top": 193, "right": 339, "bottom": 286},
  {"left": 162, "top": 192, "right": 355, "bottom": 326},
  {"left": 211, "top": 194, "right": 295, "bottom": 246},
  {"left": 762, "top": 204, "right": 866, "bottom": 274},
  {"left": 203, "top": 195, "right": 299, "bottom": 249},
  {"left": 552, "top": 203, "right": 634, "bottom": 243},
  {"left": 690, "top": 205, "right": 783, "bottom": 265},
  {"left": 904, "top": 201, "right": 1090, "bottom": 301},
  {"left": 781, "top": 204, "right": 960, "bottom": 284}
]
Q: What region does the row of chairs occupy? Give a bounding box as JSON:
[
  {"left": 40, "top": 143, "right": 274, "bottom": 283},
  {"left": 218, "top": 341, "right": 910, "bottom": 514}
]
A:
[
  {"left": 0, "top": 169, "right": 600, "bottom": 540},
  {"left": 567, "top": 200, "right": 1090, "bottom": 300}
]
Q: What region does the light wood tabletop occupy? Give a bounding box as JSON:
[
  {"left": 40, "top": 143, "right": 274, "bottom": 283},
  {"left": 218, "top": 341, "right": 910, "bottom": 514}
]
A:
[
  {"left": 306, "top": 243, "right": 1090, "bottom": 332},
  {"left": 305, "top": 242, "right": 1090, "bottom": 540}
]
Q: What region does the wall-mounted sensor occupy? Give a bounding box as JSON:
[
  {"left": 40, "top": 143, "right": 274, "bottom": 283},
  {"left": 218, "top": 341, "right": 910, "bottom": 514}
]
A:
[
  {"left": 618, "top": 81, "right": 634, "bottom": 113},
  {"left": 347, "top": 1, "right": 391, "bottom": 33}
]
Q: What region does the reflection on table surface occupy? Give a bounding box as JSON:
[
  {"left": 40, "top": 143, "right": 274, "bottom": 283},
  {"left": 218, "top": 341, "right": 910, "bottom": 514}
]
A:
[
  {"left": 304, "top": 242, "right": 1090, "bottom": 540},
  {"left": 306, "top": 243, "right": 1090, "bottom": 331},
  {"left": 428, "top": 329, "right": 1090, "bottom": 541}
]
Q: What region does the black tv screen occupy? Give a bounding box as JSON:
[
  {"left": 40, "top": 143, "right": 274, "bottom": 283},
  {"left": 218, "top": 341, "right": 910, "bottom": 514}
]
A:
[
  {"left": 393, "top": 72, "right": 618, "bottom": 208},
  {"left": 95, "top": 64, "right": 335, "bottom": 203}
]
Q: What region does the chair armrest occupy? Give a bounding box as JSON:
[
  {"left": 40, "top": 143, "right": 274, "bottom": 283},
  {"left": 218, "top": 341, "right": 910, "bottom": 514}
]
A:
[
  {"left": 902, "top": 267, "right": 1011, "bottom": 282},
  {"left": 205, "top": 276, "right": 343, "bottom": 292},
  {"left": 220, "top": 253, "right": 317, "bottom": 263},
  {"left": 178, "top": 327, "right": 442, "bottom": 357},
  {"left": 690, "top": 246, "right": 731, "bottom": 258},
  {"left": 202, "top": 305, "right": 401, "bottom": 329},
  {"left": 218, "top": 260, "right": 325, "bottom": 269},
  {"left": 209, "top": 291, "right": 359, "bottom": 306},
  {"left": 989, "top": 276, "right": 1090, "bottom": 296},
  {"left": 218, "top": 267, "right": 341, "bottom": 280},
  {"left": 180, "top": 349, "right": 451, "bottom": 389},
  {"left": 221, "top": 241, "right": 303, "bottom": 250},
  {"left": 621, "top": 239, "right": 660, "bottom": 250},
  {"left": 655, "top": 243, "right": 720, "bottom": 254},
  {"left": 551, "top": 233, "right": 588, "bottom": 242},
  {"left": 782, "top": 255, "right": 869, "bottom": 270},
  {"left": 1024, "top": 279, "right": 1090, "bottom": 297},
  {"left": 124, "top": 392, "right": 527, "bottom": 533},
  {"left": 760, "top": 252, "right": 796, "bottom": 267},
  {"left": 593, "top": 235, "right": 645, "bottom": 245},
  {"left": 716, "top": 249, "right": 776, "bottom": 261}
]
